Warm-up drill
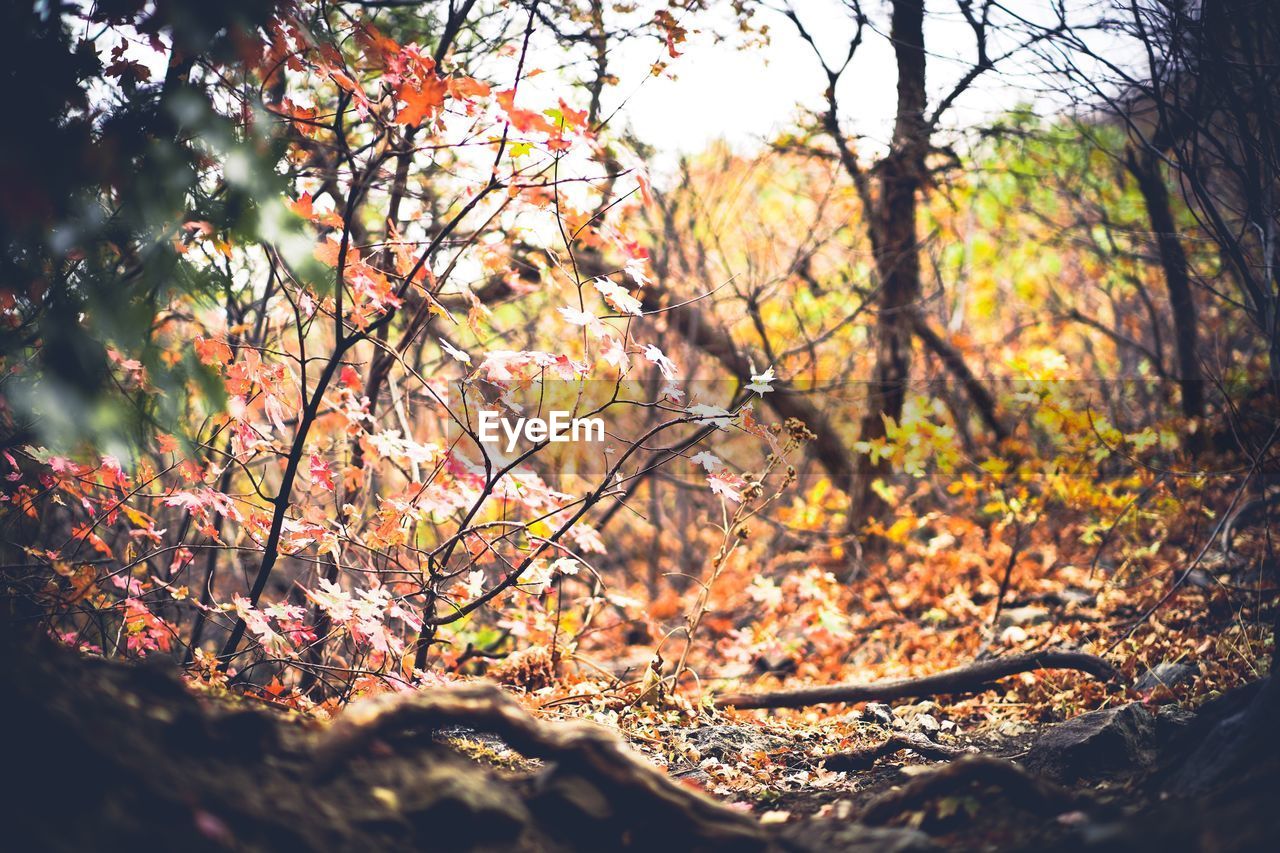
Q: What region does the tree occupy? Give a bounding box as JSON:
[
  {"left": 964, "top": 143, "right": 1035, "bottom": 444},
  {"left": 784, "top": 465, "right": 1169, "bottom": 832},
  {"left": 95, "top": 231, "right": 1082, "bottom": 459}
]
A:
[
  {"left": 1, "top": 0, "right": 765, "bottom": 701},
  {"left": 780, "top": 0, "right": 1022, "bottom": 526},
  {"left": 1027, "top": 0, "right": 1280, "bottom": 391}
]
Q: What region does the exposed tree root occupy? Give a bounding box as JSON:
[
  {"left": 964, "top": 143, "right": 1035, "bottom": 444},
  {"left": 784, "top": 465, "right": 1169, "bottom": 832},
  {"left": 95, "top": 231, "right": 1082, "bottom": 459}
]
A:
[
  {"left": 715, "top": 650, "right": 1118, "bottom": 710},
  {"left": 857, "top": 755, "right": 1098, "bottom": 826},
  {"left": 2, "top": 634, "right": 774, "bottom": 852},
  {"left": 317, "top": 682, "right": 767, "bottom": 847}
]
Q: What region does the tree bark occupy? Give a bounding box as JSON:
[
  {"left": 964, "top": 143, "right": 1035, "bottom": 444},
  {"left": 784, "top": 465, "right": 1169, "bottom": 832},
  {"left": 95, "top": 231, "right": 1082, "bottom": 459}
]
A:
[
  {"left": 848, "top": 0, "right": 928, "bottom": 525},
  {"left": 1127, "top": 147, "right": 1204, "bottom": 418}
]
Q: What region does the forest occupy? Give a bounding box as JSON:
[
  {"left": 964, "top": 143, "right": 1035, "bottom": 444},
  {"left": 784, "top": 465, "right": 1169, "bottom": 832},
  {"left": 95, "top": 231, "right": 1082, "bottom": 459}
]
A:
[{"left": 1, "top": 0, "right": 1278, "bottom": 850}]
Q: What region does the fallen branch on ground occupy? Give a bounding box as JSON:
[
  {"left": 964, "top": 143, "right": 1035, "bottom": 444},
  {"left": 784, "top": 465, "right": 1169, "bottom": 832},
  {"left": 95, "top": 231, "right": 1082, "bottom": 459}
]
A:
[
  {"left": 715, "top": 650, "right": 1118, "bottom": 710},
  {"left": 823, "top": 731, "right": 976, "bottom": 771}
]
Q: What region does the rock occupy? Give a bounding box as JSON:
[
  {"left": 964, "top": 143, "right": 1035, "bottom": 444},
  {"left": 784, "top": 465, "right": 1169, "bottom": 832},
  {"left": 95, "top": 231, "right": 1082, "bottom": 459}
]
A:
[
  {"left": 679, "top": 724, "right": 790, "bottom": 762},
  {"left": 1022, "top": 703, "right": 1156, "bottom": 781},
  {"left": 1165, "top": 676, "right": 1280, "bottom": 798},
  {"left": 862, "top": 702, "right": 895, "bottom": 726},
  {"left": 1154, "top": 704, "right": 1196, "bottom": 746},
  {"left": 999, "top": 625, "right": 1029, "bottom": 645},
  {"left": 998, "top": 605, "right": 1051, "bottom": 627},
  {"left": 910, "top": 713, "right": 941, "bottom": 739},
  {"left": 1135, "top": 661, "right": 1198, "bottom": 693}
]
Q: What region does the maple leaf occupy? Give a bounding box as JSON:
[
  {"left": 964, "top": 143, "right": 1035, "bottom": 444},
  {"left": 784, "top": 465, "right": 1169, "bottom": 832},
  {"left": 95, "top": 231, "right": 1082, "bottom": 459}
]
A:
[
  {"left": 602, "top": 338, "right": 630, "bottom": 372},
  {"left": 339, "top": 365, "right": 363, "bottom": 391},
  {"left": 448, "top": 76, "right": 491, "bottom": 99},
  {"left": 194, "top": 337, "right": 234, "bottom": 366},
  {"left": 569, "top": 523, "right": 606, "bottom": 554},
  {"left": 557, "top": 99, "right": 589, "bottom": 131},
  {"left": 309, "top": 454, "right": 335, "bottom": 492},
  {"left": 687, "top": 404, "right": 734, "bottom": 429},
  {"left": 593, "top": 277, "right": 644, "bottom": 316},
  {"left": 234, "top": 595, "right": 289, "bottom": 653},
  {"left": 643, "top": 344, "right": 678, "bottom": 380},
  {"left": 386, "top": 597, "right": 423, "bottom": 632},
  {"left": 495, "top": 89, "right": 557, "bottom": 134},
  {"left": 519, "top": 560, "right": 555, "bottom": 594},
  {"left": 690, "top": 451, "right": 722, "bottom": 471},
  {"left": 439, "top": 338, "right": 472, "bottom": 365},
  {"left": 287, "top": 193, "right": 343, "bottom": 228},
  {"left": 163, "top": 488, "right": 242, "bottom": 522},
  {"left": 558, "top": 306, "right": 596, "bottom": 326},
  {"left": 307, "top": 578, "right": 363, "bottom": 625},
  {"left": 280, "top": 99, "right": 322, "bottom": 138},
  {"left": 323, "top": 65, "right": 372, "bottom": 115},
  {"left": 707, "top": 471, "right": 743, "bottom": 503},
  {"left": 354, "top": 22, "right": 401, "bottom": 65},
  {"left": 479, "top": 349, "right": 555, "bottom": 381},
  {"left": 551, "top": 557, "right": 581, "bottom": 577},
  {"left": 99, "top": 455, "right": 129, "bottom": 489},
  {"left": 71, "top": 523, "right": 113, "bottom": 558},
  {"left": 746, "top": 366, "right": 775, "bottom": 395},
  {"left": 624, "top": 257, "right": 652, "bottom": 287},
  {"left": 653, "top": 10, "right": 688, "bottom": 58},
  {"left": 313, "top": 236, "right": 344, "bottom": 267},
  {"left": 395, "top": 75, "right": 448, "bottom": 126},
  {"left": 104, "top": 45, "right": 151, "bottom": 84}
]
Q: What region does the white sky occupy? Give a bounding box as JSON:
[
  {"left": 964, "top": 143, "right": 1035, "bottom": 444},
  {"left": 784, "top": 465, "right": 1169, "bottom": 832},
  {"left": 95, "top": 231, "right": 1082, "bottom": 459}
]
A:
[{"left": 606, "top": 2, "right": 1094, "bottom": 163}]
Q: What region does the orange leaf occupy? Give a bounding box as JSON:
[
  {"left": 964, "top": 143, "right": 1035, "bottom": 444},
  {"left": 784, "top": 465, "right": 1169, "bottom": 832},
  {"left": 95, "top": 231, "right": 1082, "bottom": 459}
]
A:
[
  {"left": 287, "top": 193, "right": 343, "bottom": 228},
  {"left": 194, "top": 337, "right": 234, "bottom": 367},
  {"left": 557, "top": 98, "right": 588, "bottom": 131},
  {"left": 355, "top": 23, "right": 401, "bottom": 65},
  {"left": 396, "top": 76, "right": 448, "bottom": 126},
  {"left": 496, "top": 89, "right": 556, "bottom": 134},
  {"left": 448, "top": 76, "right": 491, "bottom": 99}
]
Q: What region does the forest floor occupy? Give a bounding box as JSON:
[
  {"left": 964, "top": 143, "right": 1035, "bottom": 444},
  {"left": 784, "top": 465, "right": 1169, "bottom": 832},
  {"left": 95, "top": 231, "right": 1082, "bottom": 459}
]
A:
[
  {"left": 8, "top": 597, "right": 1279, "bottom": 852},
  {"left": 7, "top": 483, "right": 1279, "bottom": 850},
  {"left": 437, "top": 682, "right": 1266, "bottom": 850}
]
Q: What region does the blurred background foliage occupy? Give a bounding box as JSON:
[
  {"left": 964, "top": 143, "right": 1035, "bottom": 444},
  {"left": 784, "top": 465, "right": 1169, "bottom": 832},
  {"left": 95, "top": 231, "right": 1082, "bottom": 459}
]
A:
[{"left": 0, "top": 0, "right": 290, "bottom": 455}]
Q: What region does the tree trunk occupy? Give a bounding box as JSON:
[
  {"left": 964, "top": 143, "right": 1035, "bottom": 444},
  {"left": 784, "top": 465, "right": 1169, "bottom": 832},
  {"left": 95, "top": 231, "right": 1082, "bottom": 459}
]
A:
[
  {"left": 850, "top": 0, "right": 928, "bottom": 524},
  {"left": 1128, "top": 148, "right": 1204, "bottom": 419}
]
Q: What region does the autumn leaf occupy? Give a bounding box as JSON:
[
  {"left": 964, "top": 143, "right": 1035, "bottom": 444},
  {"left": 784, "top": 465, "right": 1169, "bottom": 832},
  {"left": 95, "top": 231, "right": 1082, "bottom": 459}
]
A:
[
  {"left": 653, "top": 10, "right": 688, "bottom": 58},
  {"left": 313, "top": 237, "right": 343, "bottom": 267},
  {"left": 339, "top": 365, "right": 363, "bottom": 391},
  {"left": 556, "top": 98, "right": 589, "bottom": 130},
  {"left": 194, "top": 337, "right": 234, "bottom": 367},
  {"left": 354, "top": 22, "right": 400, "bottom": 65},
  {"left": 395, "top": 75, "right": 448, "bottom": 126},
  {"left": 309, "top": 454, "right": 336, "bottom": 492},
  {"left": 448, "top": 76, "right": 491, "bottom": 99},
  {"left": 287, "top": 193, "right": 343, "bottom": 228},
  {"left": 496, "top": 89, "right": 557, "bottom": 134}
]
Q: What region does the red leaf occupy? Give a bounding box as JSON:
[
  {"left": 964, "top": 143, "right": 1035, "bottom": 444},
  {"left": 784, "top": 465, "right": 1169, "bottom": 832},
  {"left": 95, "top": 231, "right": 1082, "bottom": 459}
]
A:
[{"left": 310, "top": 454, "right": 335, "bottom": 492}]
